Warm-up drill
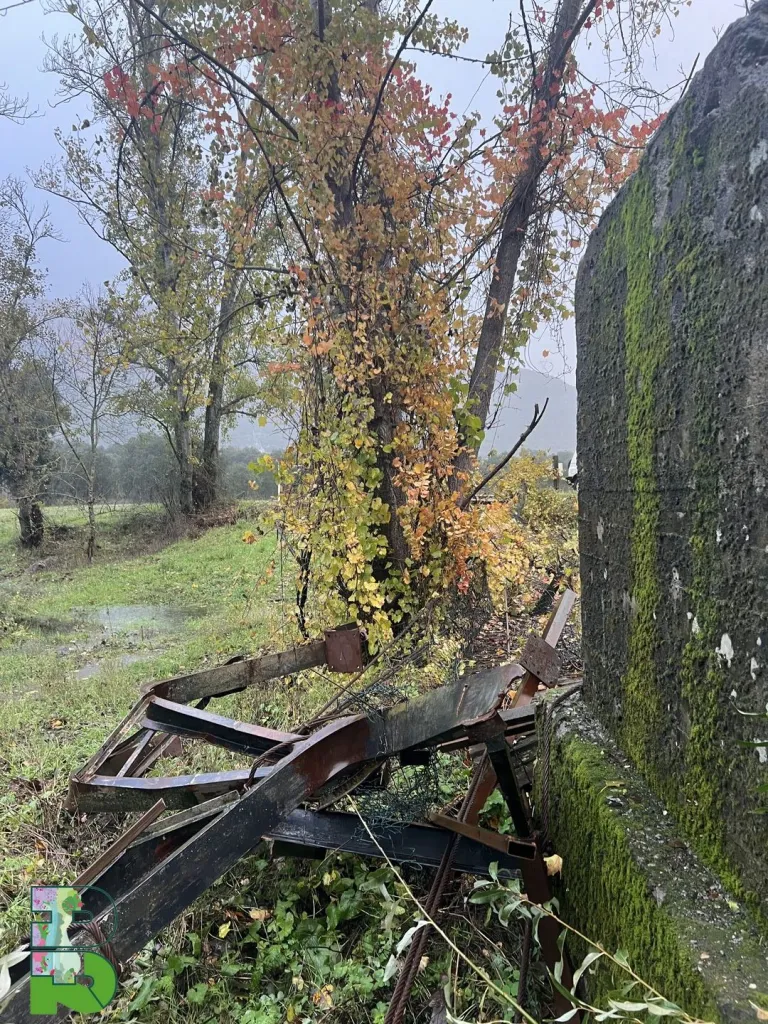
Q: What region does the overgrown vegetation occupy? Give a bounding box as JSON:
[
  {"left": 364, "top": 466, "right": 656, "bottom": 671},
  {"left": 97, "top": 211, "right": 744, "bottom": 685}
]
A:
[{"left": 0, "top": 500, "right": 566, "bottom": 1023}]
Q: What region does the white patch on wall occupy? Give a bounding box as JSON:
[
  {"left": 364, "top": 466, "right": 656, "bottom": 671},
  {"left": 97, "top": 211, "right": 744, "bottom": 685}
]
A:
[
  {"left": 751, "top": 658, "right": 760, "bottom": 681},
  {"left": 670, "top": 568, "right": 682, "bottom": 603},
  {"left": 758, "top": 637, "right": 763, "bottom": 647},
  {"left": 597, "top": 518, "right": 604, "bottom": 542},
  {"left": 692, "top": 616, "right": 701, "bottom": 635},
  {"left": 603, "top": 568, "right": 608, "bottom": 580},
  {"left": 757, "top": 745, "right": 768, "bottom": 765},
  {"left": 716, "top": 528, "right": 723, "bottom": 544},
  {"left": 716, "top": 633, "right": 734, "bottom": 667},
  {"left": 751, "top": 204, "right": 765, "bottom": 223},
  {"left": 749, "top": 139, "right": 768, "bottom": 175}
]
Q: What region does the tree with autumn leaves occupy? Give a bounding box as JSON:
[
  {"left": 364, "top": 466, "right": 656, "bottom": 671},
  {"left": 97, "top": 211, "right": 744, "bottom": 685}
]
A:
[{"left": 55, "top": 0, "right": 689, "bottom": 640}]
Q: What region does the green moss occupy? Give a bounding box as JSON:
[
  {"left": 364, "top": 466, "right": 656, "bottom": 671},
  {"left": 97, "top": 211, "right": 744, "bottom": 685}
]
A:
[
  {"left": 594, "top": 168, "right": 669, "bottom": 782},
  {"left": 589, "top": 114, "right": 768, "bottom": 929},
  {"left": 656, "top": 126, "right": 766, "bottom": 923},
  {"left": 548, "top": 735, "right": 718, "bottom": 1019},
  {"left": 620, "top": 171, "right": 671, "bottom": 777}
]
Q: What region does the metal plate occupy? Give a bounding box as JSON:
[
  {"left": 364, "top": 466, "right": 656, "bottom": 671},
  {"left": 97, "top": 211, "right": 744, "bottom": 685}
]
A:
[{"left": 519, "top": 635, "right": 561, "bottom": 685}]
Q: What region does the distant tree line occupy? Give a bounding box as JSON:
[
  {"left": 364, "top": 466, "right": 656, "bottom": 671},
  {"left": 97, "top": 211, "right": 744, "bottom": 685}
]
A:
[{"left": 43, "top": 436, "right": 280, "bottom": 508}]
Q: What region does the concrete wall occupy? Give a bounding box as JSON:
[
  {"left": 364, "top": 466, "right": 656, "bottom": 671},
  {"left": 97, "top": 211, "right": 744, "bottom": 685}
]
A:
[{"left": 575, "top": 1, "right": 768, "bottom": 915}]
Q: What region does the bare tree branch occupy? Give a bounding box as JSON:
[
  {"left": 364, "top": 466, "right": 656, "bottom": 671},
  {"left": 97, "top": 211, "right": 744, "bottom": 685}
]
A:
[{"left": 459, "top": 399, "right": 548, "bottom": 509}]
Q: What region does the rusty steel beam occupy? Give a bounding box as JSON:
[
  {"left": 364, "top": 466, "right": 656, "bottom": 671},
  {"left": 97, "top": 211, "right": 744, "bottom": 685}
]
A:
[
  {"left": 75, "top": 799, "right": 167, "bottom": 886},
  {"left": 372, "top": 665, "right": 514, "bottom": 756},
  {"left": 266, "top": 809, "right": 523, "bottom": 877},
  {"left": 74, "top": 698, "right": 151, "bottom": 781},
  {"left": 485, "top": 734, "right": 533, "bottom": 839},
  {"left": 146, "top": 639, "right": 329, "bottom": 704},
  {"left": 141, "top": 696, "right": 305, "bottom": 757},
  {"left": 68, "top": 766, "right": 273, "bottom": 812},
  {"left": 437, "top": 703, "right": 535, "bottom": 754}
]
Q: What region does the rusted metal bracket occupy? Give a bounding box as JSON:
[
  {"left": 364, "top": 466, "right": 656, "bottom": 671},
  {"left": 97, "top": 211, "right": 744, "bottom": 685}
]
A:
[
  {"left": 427, "top": 811, "right": 537, "bottom": 860},
  {"left": 324, "top": 623, "right": 364, "bottom": 673},
  {"left": 510, "top": 588, "right": 577, "bottom": 708}
]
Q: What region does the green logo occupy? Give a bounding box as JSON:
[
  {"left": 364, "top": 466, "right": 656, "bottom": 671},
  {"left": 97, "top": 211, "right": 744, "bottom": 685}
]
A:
[{"left": 29, "top": 886, "right": 118, "bottom": 1015}]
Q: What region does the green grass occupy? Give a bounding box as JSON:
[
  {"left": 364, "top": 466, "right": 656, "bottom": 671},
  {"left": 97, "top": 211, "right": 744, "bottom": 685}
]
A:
[
  {"left": 0, "top": 503, "right": 168, "bottom": 576},
  {"left": 0, "top": 505, "right": 311, "bottom": 956}
]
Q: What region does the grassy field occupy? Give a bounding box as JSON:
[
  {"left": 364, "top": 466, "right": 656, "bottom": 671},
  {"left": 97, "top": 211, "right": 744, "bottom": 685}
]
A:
[
  {"left": 0, "top": 505, "right": 533, "bottom": 1024},
  {"left": 0, "top": 507, "right": 311, "bottom": 950}
]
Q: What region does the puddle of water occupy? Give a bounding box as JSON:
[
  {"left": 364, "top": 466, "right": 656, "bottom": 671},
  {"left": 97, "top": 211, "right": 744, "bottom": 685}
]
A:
[
  {"left": 86, "top": 604, "right": 204, "bottom": 635},
  {"left": 75, "top": 662, "right": 101, "bottom": 680},
  {"left": 74, "top": 651, "right": 163, "bottom": 680},
  {"left": 1, "top": 603, "right": 200, "bottom": 694},
  {"left": 0, "top": 682, "right": 40, "bottom": 702}
]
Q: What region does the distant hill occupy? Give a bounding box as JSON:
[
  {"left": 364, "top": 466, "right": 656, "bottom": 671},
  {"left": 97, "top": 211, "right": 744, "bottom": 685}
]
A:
[
  {"left": 480, "top": 368, "right": 577, "bottom": 456},
  {"left": 229, "top": 368, "right": 577, "bottom": 456}
]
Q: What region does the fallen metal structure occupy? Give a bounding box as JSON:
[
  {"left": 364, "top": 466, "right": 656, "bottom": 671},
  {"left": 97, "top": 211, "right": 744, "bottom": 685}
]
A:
[{"left": 1, "top": 595, "right": 580, "bottom": 1024}]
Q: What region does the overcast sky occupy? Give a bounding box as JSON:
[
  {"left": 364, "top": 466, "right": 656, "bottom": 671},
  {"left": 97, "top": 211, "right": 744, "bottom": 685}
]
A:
[{"left": 0, "top": 0, "right": 749, "bottom": 386}]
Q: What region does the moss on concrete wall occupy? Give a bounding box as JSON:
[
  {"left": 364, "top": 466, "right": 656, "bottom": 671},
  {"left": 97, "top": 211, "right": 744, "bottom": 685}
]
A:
[
  {"left": 605, "top": 168, "right": 669, "bottom": 781},
  {"left": 575, "top": 1, "right": 768, "bottom": 916},
  {"left": 543, "top": 698, "right": 768, "bottom": 1021}
]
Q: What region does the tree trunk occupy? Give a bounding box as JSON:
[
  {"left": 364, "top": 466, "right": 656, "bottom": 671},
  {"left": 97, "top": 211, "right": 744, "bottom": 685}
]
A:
[
  {"left": 194, "top": 382, "right": 222, "bottom": 510},
  {"left": 175, "top": 414, "right": 194, "bottom": 516},
  {"left": 193, "top": 291, "right": 236, "bottom": 510},
  {"left": 463, "top": 182, "right": 537, "bottom": 449},
  {"left": 370, "top": 380, "right": 410, "bottom": 574},
  {"left": 86, "top": 492, "right": 96, "bottom": 563},
  {"left": 455, "top": 0, "right": 589, "bottom": 481},
  {"left": 18, "top": 497, "right": 44, "bottom": 547}
]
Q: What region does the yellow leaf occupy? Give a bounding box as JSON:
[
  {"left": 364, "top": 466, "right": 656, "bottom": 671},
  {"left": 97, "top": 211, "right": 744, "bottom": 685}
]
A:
[
  {"left": 750, "top": 1003, "right": 768, "bottom": 1022},
  {"left": 312, "top": 985, "right": 334, "bottom": 1009},
  {"left": 544, "top": 854, "right": 563, "bottom": 877},
  {"left": 287, "top": 1004, "right": 296, "bottom": 1022},
  {"left": 218, "top": 921, "right": 231, "bottom": 939},
  {"left": 258, "top": 415, "right": 267, "bottom": 427},
  {"left": 248, "top": 908, "right": 271, "bottom": 921}
]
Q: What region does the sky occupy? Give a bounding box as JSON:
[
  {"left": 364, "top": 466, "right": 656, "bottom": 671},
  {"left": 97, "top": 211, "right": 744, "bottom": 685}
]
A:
[{"left": 0, "top": 0, "right": 750, "bottom": 399}]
